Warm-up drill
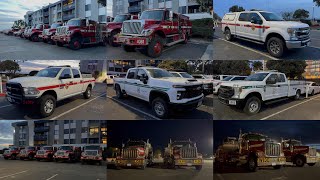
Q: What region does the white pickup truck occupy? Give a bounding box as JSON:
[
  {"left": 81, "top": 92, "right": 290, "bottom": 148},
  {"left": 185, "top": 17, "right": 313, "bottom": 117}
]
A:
[
  {"left": 218, "top": 71, "right": 306, "bottom": 114},
  {"left": 6, "top": 66, "right": 95, "bottom": 117},
  {"left": 113, "top": 67, "right": 204, "bottom": 118},
  {"left": 221, "top": 11, "right": 311, "bottom": 57}
]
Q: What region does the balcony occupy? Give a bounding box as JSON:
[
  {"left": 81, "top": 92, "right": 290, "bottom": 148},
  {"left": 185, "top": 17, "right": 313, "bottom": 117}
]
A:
[
  {"left": 44, "top": 19, "right": 49, "bottom": 24},
  {"left": 62, "top": 14, "right": 75, "bottom": 21},
  {"left": 62, "top": 3, "right": 75, "bottom": 11},
  {"left": 34, "top": 126, "right": 49, "bottom": 133},
  {"left": 34, "top": 135, "right": 48, "bottom": 141},
  {"left": 128, "top": 6, "right": 141, "bottom": 13},
  {"left": 128, "top": 0, "right": 143, "bottom": 3},
  {"left": 43, "top": 11, "right": 49, "bottom": 17}
]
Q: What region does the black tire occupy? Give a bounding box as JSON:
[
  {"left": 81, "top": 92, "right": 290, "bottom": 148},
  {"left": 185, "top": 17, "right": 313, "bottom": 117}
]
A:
[
  {"left": 39, "top": 94, "right": 56, "bottom": 118},
  {"left": 224, "top": 28, "right": 233, "bottom": 41},
  {"left": 98, "top": 161, "right": 102, "bottom": 166},
  {"left": 273, "top": 165, "right": 282, "bottom": 169},
  {"left": 43, "top": 39, "right": 48, "bottom": 43},
  {"left": 81, "top": 160, "right": 85, "bottom": 165},
  {"left": 57, "top": 41, "right": 64, "bottom": 47},
  {"left": 115, "top": 85, "right": 124, "bottom": 99},
  {"left": 267, "top": 37, "right": 285, "bottom": 58},
  {"left": 83, "top": 86, "right": 92, "bottom": 99},
  {"left": 151, "top": 97, "right": 169, "bottom": 119},
  {"left": 308, "top": 163, "right": 316, "bottom": 166},
  {"left": 69, "top": 37, "right": 82, "bottom": 50},
  {"left": 109, "top": 31, "right": 120, "bottom": 47},
  {"left": 28, "top": 154, "right": 34, "bottom": 160},
  {"left": 31, "top": 34, "right": 39, "bottom": 42},
  {"left": 195, "top": 165, "right": 202, "bottom": 170},
  {"left": 247, "top": 156, "right": 257, "bottom": 172},
  {"left": 181, "top": 32, "right": 189, "bottom": 44},
  {"left": 294, "top": 90, "right": 301, "bottom": 100},
  {"left": 11, "top": 154, "right": 17, "bottom": 160},
  {"left": 20, "top": 157, "right": 24, "bottom": 160},
  {"left": 311, "top": 90, "right": 315, "bottom": 96},
  {"left": 243, "top": 96, "right": 261, "bottom": 115},
  {"left": 122, "top": 45, "right": 135, "bottom": 52},
  {"left": 37, "top": 158, "right": 40, "bottom": 161},
  {"left": 4, "top": 157, "right": 8, "bottom": 160},
  {"left": 295, "top": 156, "right": 305, "bottom": 167},
  {"left": 147, "top": 35, "right": 164, "bottom": 58}
]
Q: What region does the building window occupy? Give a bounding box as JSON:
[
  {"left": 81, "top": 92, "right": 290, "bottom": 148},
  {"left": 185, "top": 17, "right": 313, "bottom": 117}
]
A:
[
  {"left": 54, "top": 140, "right": 59, "bottom": 144},
  {"left": 81, "top": 138, "right": 87, "bottom": 143},
  {"left": 99, "top": 15, "right": 106, "bottom": 22},
  {"left": 64, "top": 120, "right": 69, "bottom": 124},
  {"left": 64, "top": 139, "right": 69, "bottom": 144},
  {"left": 89, "top": 127, "right": 99, "bottom": 135},
  {"left": 70, "top": 139, "right": 75, "bottom": 144},
  {"left": 70, "top": 128, "right": 76, "bottom": 134},
  {"left": 64, "top": 129, "right": 70, "bottom": 134},
  {"left": 89, "top": 138, "right": 99, "bottom": 144},
  {"left": 85, "top": 4, "right": 91, "bottom": 11},
  {"left": 54, "top": 121, "right": 58, "bottom": 125},
  {"left": 54, "top": 130, "right": 59, "bottom": 135},
  {"left": 81, "top": 127, "right": 88, "bottom": 133}
]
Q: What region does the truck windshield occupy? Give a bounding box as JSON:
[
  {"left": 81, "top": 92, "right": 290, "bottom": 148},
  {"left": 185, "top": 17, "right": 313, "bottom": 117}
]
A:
[
  {"left": 51, "top": 23, "right": 61, "bottom": 29},
  {"left": 193, "top": 75, "right": 205, "bottom": 79},
  {"left": 113, "top": 15, "right": 129, "bottom": 22},
  {"left": 245, "top": 73, "right": 269, "bottom": 81},
  {"left": 180, "top": 72, "right": 193, "bottom": 78},
  {"left": 223, "top": 76, "right": 234, "bottom": 81},
  {"left": 36, "top": 68, "right": 61, "bottom": 78},
  {"left": 146, "top": 68, "right": 174, "bottom": 78},
  {"left": 140, "top": 10, "right": 164, "bottom": 21},
  {"left": 35, "top": 24, "right": 42, "bottom": 29},
  {"left": 84, "top": 146, "right": 100, "bottom": 150},
  {"left": 27, "top": 147, "right": 35, "bottom": 150},
  {"left": 42, "top": 146, "right": 53, "bottom": 151},
  {"left": 67, "top": 19, "right": 81, "bottom": 26},
  {"left": 59, "top": 146, "right": 72, "bottom": 151},
  {"left": 260, "top": 12, "right": 284, "bottom": 21}
]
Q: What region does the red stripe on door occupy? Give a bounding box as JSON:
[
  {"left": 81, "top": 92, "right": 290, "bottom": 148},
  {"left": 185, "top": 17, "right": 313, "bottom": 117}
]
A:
[{"left": 36, "top": 80, "right": 95, "bottom": 91}]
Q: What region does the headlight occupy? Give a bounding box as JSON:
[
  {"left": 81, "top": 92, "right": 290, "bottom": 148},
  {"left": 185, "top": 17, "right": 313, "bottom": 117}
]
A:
[
  {"left": 233, "top": 85, "right": 242, "bottom": 96},
  {"left": 141, "top": 29, "right": 154, "bottom": 36},
  {"left": 287, "top": 28, "right": 298, "bottom": 40},
  {"left": 23, "top": 87, "right": 40, "bottom": 95},
  {"left": 66, "top": 31, "right": 72, "bottom": 35},
  {"left": 107, "top": 28, "right": 113, "bottom": 33},
  {"left": 47, "top": 32, "right": 52, "bottom": 36},
  {"left": 177, "top": 91, "right": 184, "bottom": 100}
]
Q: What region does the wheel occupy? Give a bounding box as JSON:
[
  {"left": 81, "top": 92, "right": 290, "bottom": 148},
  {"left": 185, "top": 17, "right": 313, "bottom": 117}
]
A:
[
  {"left": 267, "top": 37, "right": 285, "bottom": 58},
  {"left": 36, "top": 158, "right": 40, "bottom": 161},
  {"left": 11, "top": 154, "right": 17, "bottom": 160},
  {"left": 20, "top": 157, "right": 24, "bottom": 160},
  {"left": 247, "top": 156, "right": 257, "bottom": 172},
  {"left": 4, "top": 157, "right": 8, "bottom": 160},
  {"left": 195, "top": 165, "right": 202, "bottom": 170},
  {"left": 122, "top": 45, "right": 135, "bottom": 52},
  {"left": 224, "top": 28, "right": 233, "bottom": 41},
  {"left": 115, "top": 85, "right": 124, "bottom": 99},
  {"left": 31, "top": 34, "right": 39, "bottom": 42},
  {"left": 243, "top": 96, "right": 261, "bottom": 115},
  {"left": 311, "top": 90, "right": 315, "bottom": 96},
  {"left": 57, "top": 41, "right": 64, "bottom": 47},
  {"left": 28, "top": 154, "right": 34, "bottom": 160},
  {"left": 151, "top": 97, "right": 169, "bottom": 119},
  {"left": 83, "top": 86, "right": 92, "bottom": 99},
  {"left": 54, "top": 158, "right": 58, "bottom": 162},
  {"left": 182, "top": 32, "right": 189, "bottom": 44},
  {"left": 295, "top": 156, "right": 305, "bottom": 167},
  {"left": 81, "top": 160, "right": 85, "bottom": 165},
  {"left": 109, "top": 31, "right": 120, "bottom": 47},
  {"left": 69, "top": 37, "right": 82, "bottom": 50},
  {"left": 98, "top": 161, "right": 102, "bottom": 166},
  {"left": 39, "top": 94, "right": 56, "bottom": 117},
  {"left": 308, "top": 163, "right": 316, "bottom": 166},
  {"left": 147, "top": 35, "right": 164, "bottom": 58},
  {"left": 43, "top": 39, "right": 48, "bottom": 43},
  {"left": 294, "top": 90, "right": 301, "bottom": 100},
  {"left": 273, "top": 165, "right": 282, "bottom": 169}
]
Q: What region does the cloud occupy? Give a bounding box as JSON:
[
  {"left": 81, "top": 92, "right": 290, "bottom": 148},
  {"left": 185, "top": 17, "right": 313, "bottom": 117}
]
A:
[
  {"left": 17, "top": 60, "right": 80, "bottom": 73},
  {"left": 0, "top": 120, "right": 16, "bottom": 149}
]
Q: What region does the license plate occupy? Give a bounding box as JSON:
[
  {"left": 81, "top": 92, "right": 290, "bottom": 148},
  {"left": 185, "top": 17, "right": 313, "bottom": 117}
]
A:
[
  {"left": 229, "top": 100, "right": 236, "bottom": 105},
  {"left": 136, "top": 39, "right": 145, "bottom": 44},
  {"left": 187, "top": 163, "right": 192, "bottom": 166},
  {"left": 127, "top": 164, "right": 131, "bottom": 167}
]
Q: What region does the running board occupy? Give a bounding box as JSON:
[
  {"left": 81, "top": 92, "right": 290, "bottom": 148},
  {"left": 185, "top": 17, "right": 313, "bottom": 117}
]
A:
[
  {"left": 166, "top": 39, "right": 185, "bottom": 47},
  {"left": 265, "top": 97, "right": 290, "bottom": 105},
  {"left": 236, "top": 36, "right": 264, "bottom": 45}
]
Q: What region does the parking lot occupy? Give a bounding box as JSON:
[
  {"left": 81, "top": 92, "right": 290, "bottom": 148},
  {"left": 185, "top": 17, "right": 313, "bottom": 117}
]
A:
[
  {"left": 212, "top": 94, "right": 320, "bottom": 120},
  {"left": 106, "top": 86, "right": 213, "bottom": 120},
  {"left": 0, "top": 83, "right": 107, "bottom": 120},
  {"left": 106, "top": 38, "right": 213, "bottom": 60},
  {"left": 214, "top": 163, "right": 320, "bottom": 180},
  {"left": 0, "top": 34, "right": 106, "bottom": 60},
  {"left": 107, "top": 160, "right": 213, "bottom": 180},
  {"left": 0, "top": 156, "right": 106, "bottom": 180},
  {"left": 213, "top": 29, "right": 320, "bottom": 60}
]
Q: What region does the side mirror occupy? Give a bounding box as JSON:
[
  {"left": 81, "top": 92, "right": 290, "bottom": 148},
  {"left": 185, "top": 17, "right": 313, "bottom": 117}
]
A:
[
  {"left": 266, "top": 77, "right": 277, "bottom": 84},
  {"left": 169, "top": 11, "right": 173, "bottom": 21}
]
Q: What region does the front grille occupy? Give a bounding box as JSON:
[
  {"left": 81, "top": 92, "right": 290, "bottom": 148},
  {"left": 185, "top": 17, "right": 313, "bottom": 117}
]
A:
[
  {"left": 85, "top": 150, "right": 98, "bottom": 156},
  {"left": 122, "top": 149, "right": 138, "bottom": 159},
  {"left": 20, "top": 150, "right": 27, "bottom": 155},
  {"left": 6, "top": 83, "right": 23, "bottom": 98},
  {"left": 122, "top": 21, "right": 143, "bottom": 34},
  {"left": 265, "top": 143, "right": 281, "bottom": 156},
  {"left": 183, "top": 85, "right": 203, "bottom": 98},
  {"left": 218, "top": 86, "right": 234, "bottom": 99},
  {"left": 56, "top": 27, "right": 67, "bottom": 35},
  {"left": 43, "top": 29, "right": 49, "bottom": 35},
  {"left": 181, "top": 147, "right": 197, "bottom": 158},
  {"left": 296, "top": 27, "right": 310, "bottom": 41},
  {"left": 57, "top": 151, "right": 66, "bottom": 156},
  {"left": 37, "top": 150, "right": 45, "bottom": 155},
  {"left": 309, "top": 147, "right": 317, "bottom": 156}
]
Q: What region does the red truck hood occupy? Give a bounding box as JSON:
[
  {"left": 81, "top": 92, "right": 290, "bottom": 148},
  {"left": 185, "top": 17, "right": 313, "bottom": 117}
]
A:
[
  {"left": 107, "top": 22, "right": 123, "bottom": 29},
  {"left": 124, "top": 19, "right": 161, "bottom": 30},
  {"left": 293, "top": 146, "right": 309, "bottom": 154}
]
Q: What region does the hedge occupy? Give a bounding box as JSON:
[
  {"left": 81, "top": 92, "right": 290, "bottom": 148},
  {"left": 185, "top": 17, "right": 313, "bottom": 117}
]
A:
[{"left": 191, "top": 18, "right": 213, "bottom": 39}]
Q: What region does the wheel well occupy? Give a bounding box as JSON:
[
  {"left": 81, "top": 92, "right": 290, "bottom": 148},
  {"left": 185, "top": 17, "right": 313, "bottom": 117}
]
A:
[
  {"left": 154, "top": 30, "right": 166, "bottom": 39},
  {"left": 248, "top": 152, "right": 257, "bottom": 160},
  {"left": 224, "top": 26, "right": 230, "bottom": 33},
  {"left": 87, "top": 84, "right": 92, "bottom": 89},
  {"left": 294, "top": 154, "right": 306, "bottom": 163},
  {"left": 149, "top": 91, "right": 169, "bottom": 104},
  {"left": 42, "top": 90, "right": 57, "bottom": 100},
  {"left": 245, "top": 92, "right": 262, "bottom": 101},
  {"left": 265, "top": 33, "right": 285, "bottom": 45}
]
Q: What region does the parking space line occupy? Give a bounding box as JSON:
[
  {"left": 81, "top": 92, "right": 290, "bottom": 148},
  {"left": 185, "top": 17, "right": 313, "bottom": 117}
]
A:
[
  {"left": 107, "top": 95, "right": 161, "bottom": 120},
  {"left": 214, "top": 36, "right": 279, "bottom": 60},
  {"left": 46, "top": 174, "right": 58, "bottom": 180},
  {"left": 0, "top": 104, "right": 12, "bottom": 109},
  {"left": 0, "top": 170, "right": 28, "bottom": 179},
  {"left": 49, "top": 93, "right": 106, "bottom": 120},
  {"left": 260, "top": 95, "right": 320, "bottom": 120}
]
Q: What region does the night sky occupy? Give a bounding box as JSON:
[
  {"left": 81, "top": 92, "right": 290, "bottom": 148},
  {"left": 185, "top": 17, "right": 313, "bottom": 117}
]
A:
[
  {"left": 107, "top": 120, "right": 213, "bottom": 155},
  {"left": 214, "top": 120, "right": 320, "bottom": 151}
]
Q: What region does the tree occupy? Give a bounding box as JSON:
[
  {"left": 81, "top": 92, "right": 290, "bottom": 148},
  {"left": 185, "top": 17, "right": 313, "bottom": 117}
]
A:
[
  {"left": 196, "top": 0, "right": 213, "bottom": 12},
  {"left": 314, "top": 0, "right": 320, "bottom": 7},
  {"left": 293, "top": 9, "right": 309, "bottom": 20},
  {"left": 281, "top": 11, "right": 293, "bottom": 21},
  {"left": 229, "top": 5, "right": 245, "bottom": 13},
  {"left": 213, "top": 61, "right": 251, "bottom": 76},
  {"left": 266, "top": 60, "right": 307, "bottom": 79},
  {"left": 252, "top": 61, "right": 263, "bottom": 71},
  {"left": 12, "top": 20, "right": 26, "bottom": 29},
  {"left": 97, "top": 0, "right": 106, "bottom": 6},
  {"left": 0, "top": 60, "right": 21, "bottom": 76},
  {"left": 157, "top": 60, "right": 188, "bottom": 71}
]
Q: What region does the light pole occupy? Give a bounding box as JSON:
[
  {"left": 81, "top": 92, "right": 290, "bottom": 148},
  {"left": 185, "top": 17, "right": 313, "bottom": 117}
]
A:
[{"left": 312, "top": 5, "right": 315, "bottom": 22}]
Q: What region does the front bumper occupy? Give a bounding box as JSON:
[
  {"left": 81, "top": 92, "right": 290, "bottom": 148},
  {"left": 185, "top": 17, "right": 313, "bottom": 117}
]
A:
[
  {"left": 116, "top": 34, "right": 149, "bottom": 46},
  {"left": 175, "top": 159, "right": 203, "bottom": 166},
  {"left": 81, "top": 156, "right": 102, "bottom": 161},
  {"left": 6, "top": 94, "right": 39, "bottom": 105},
  {"left": 54, "top": 155, "right": 69, "bottom": 159},
  {"left": 218, "top": 96, "right": 243, "bottom": 106},
  {"left": 116, "top": 159, "right": 145, "bottom": 167},
  {"left": 169, "top": 96, "right": 203, "bottom": 110},
  {"left": 52, "top": 35, "right": 70, "bottom": 44},
  {"left": 306, "top": 156, "right": 318, "bottom": 164},
  {"left": 257, "top": 157, "right": 286, "bottom": 167},
  {"left": 286, "top": 39, "right": 311, "bottom": 49},
  {"left": 35, "top": 154, "right": 49, "bottom": 159}
]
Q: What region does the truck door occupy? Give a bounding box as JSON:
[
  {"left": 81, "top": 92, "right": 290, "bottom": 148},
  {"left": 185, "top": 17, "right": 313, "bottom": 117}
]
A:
[
  {"left": 136, "top": 69, "right": 150, "bottom": 101},
  {"left": 58, "top": 68, "right": 74, "bottom": 99},
  {"left": 163, "top": 10, "right": 176, "bottom": 35},
  {"left": 237, "top": 12, "right": 250, "bottom": 38},
  {"left": 265, "top": 74, "right": 280, "bottom": 100},
  {"left": 247, "top": 13, "right": 264, "bottom": 41},
  {"left": 71, "top": 69, "right": 83, "bottom": 95},
  {"left": 125, "top": 69, "right": 139, "bottom": 97},
  {"left": 276, "top": 74, "right": 288, "bottom": 98}
]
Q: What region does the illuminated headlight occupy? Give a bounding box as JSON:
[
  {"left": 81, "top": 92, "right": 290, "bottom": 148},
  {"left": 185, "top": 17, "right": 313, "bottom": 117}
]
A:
[
  {"left": 81, "top": 152, "right": 85, "bottom": 156},
  {"left": 47, "top": 32, "right": 52, "bottom": 36},
  {"left": 141, "top": 29, "right": 154, "bottom": 36},
  {"left": 23, "top": 87, "right": 40, "bottom": 95},
  {"left": 287, "top": 28, "right": 298, "bottom": 40}
]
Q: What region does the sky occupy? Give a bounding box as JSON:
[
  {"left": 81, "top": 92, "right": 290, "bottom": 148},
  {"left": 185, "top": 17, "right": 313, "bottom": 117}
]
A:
[
  {"left": 0, "top": 120, "right": 22, "bottom": 149},
  {"left": 214, "top": 0, "right": 320, "bottom": 19},
  {"left": 107, "top": 120, "right": 214, "bottom": 156},
  {"left": 0, "top": 0, "right": 58, "bottom": 30},
  {"left": 15, "top": 60, "right": 80, "bottom": 74},
  {"left": 213, "top": 120, "right": 320, "bottom": 151}
]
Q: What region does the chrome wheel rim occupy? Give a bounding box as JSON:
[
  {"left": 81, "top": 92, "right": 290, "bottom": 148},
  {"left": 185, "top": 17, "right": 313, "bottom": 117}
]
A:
[
  {"left": 154, "top": 102, "right": 165, "bottom": 116},
  {"left": 44, "top": 99, "right": 54, "bottom": 113},
  {"left": 249, "top": 101, "right": 259, "bottom": 113},
  {"left": 270, "top": 41, "right": 280, "bottom": 54}
]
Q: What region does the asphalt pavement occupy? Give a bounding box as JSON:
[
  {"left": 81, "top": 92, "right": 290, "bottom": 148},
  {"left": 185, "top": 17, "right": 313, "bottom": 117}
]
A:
[
  {"left": 0, "top": 156, "right": 106, "bottom": 180},
  {"left": 107, "top": 160, "right": 213, "bottom": 180},
  {"left": 0, "top": 34, "right": 106, "bottom": 60},
  {"left": 213, "top": 29, "right": 320, "bottom": 60},
  {"left": 106, "top": 86, "right": 213, "bottom": 120},
  {"left": 0, "top": 83, "right": 107, "bottom": 120},
  {"left": 212, "top": 93, "right": 320, "bottom": 120}
]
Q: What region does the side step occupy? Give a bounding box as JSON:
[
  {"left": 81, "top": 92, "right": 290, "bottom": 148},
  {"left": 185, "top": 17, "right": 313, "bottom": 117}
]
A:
[
  {"left": 166, "top": 39, "right": 185, "bottom": 47},
  {"left": 265, "top": 97, "right": 290, "bottom": 105},
  {"left": 236, "top": 36, "right": 264, "bottom": 45}
]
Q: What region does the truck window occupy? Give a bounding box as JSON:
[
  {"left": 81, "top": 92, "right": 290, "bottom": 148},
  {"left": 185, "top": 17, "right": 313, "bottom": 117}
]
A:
[
  {"left": 232, "top": 77, "right": 246, "bottom": 81},
  {"left": 223, "top": 14, "right": 235, "bottom": 21},
  {"left": 137, "top": 70, "right": 147, "bottom": 80},
  {"left": 267, "top": 74, "right": 278, "bottom": 83},
  {"left": 72, "top": 69, "right": 81, "bottom": 78},
  {"left": 60, "top": 69, "right": 72, "bottom": 79},
  {"left": 127, "top": 69, "right": 137, "bottom": 79},
  {"left": 277, "top": 74, "right": 286, "bottom": 82},
  {"left": 238, "top": 13, "right": 249, "bottom": 21},
  {"left": 249, "top": 13, "right": 262, "bottom": 22}
]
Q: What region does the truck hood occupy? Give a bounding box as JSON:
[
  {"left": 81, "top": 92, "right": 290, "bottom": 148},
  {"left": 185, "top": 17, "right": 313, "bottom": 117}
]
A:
[
  {"left": 266, "top": 21, "right": 309, "bottom": 29},
  {"left": 8, "top": 77, "right": 57, "bottom": 88},
  {"left": 220, "top": 81, "right": 264, "bottom": 87},
  {"left": 123, "top": 19, "right": 161, "bottom": 29},
  {"left": 293, "top": 146, "right": 309, "bottom": 154},
  {"left": 107, "top": 22, "right": 123, "bottom": 29},
  {"left": 154, "top": 77, "right": 202, "bottom": 86}
]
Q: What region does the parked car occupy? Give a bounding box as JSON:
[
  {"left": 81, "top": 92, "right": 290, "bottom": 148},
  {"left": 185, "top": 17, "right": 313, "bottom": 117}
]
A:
[
  {"left": 213, "top": 75, "right": 247, "bottom": 94},
  {"left": 306, "top": 81, "right": 320, "bottom": 96}
]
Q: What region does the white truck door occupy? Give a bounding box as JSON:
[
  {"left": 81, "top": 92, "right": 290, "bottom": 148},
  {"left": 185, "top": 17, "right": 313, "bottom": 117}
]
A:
[
  {"left": 247, "top": 13, "right": 264, "bottom": 41},
  {"left": 265, "top": 74, "right": 279, "bottom": 100},
  {"left": 125, "top": 69, "right": 139, "bottom": 97},
  {"left": 71, "top": 69, "right": 83, "bottom": 94},
  {"left": 237, "top": 12, "right": 250, "bottom": 38},
  {"left": 57, "top": 68, "right": 74, "bottom": 99},
  {"left": 136, "top": 69, "right": 150, "bottom": 101},
  {"left": 276, "top": 74, "right": 288, "bottom": 97}
]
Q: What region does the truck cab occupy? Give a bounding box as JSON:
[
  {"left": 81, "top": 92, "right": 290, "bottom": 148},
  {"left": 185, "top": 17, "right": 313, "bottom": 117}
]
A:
[
  {"left": 27, "top": 24, "right": 50, "bottom": 42},
  {"left": 54, "top": 145, "right": 76, "bottom": 162},
  {"left": 3, "top": 146, "right": 21, "bottom": 160},
  {"left": 40, "top": 22, "right": 63, "bottom": 44},
  {"left": 81, "top": 145, "right": 103, "bottom": 165},
  {"left": 19, "top": 146, "right": 37, "bottom": 160},
  {"left": 35, "top": 146, "right": 55, "bottom": 161}
]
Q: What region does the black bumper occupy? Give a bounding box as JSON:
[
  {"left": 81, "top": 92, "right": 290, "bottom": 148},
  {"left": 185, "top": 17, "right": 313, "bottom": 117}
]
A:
[
  {"left": 218, "top": 96, "right": 243, "bottom": 106},
  {"left": 169, "top": 97, "right": 203, "bottom": 110},
  {"left": 6, "top": 94, "right": 39, "bottom": 105}
]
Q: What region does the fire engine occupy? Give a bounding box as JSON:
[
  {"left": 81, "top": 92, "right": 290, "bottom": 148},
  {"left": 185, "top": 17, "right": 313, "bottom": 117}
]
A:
[
  {"left": 163, "top": 139, "right": 203, "bottom": 170},
  {"left": 54, "top": 145, "right": 81, "bottom": 162},
  {"left": 116, "top": 140, "right": 153, "bottom": 169},
  {"left": 3, "top": 146, "right": 21, "bottom": 160},
  {"left": 25, "top": 24, "right": 50, "bottom": 42},
  {"left": 52, "top": 18, "right": 107, "bottom": 50},
  {"left": 19, "top": 146, "right": 37, "bottom": 160},
  {"left": 115, "top": 9, "right": 192, "bottom": 58},
  {"left": 81, "top": 145, "right": 103, "bottom": 165},
  {"left": 39, "top": 22, "right": 63, "bottom": 44},
  {"left": 214, "top": 131, "right": 286, "bottom": 172},
  {"left": 106, "top": 14, "right": 138, "bottom": 46},
  {"left": 282, "top": 139, "right": 318, "bottom": 167},
  {"left": 35, "top": 146, "right": 55, "bottom": 161}
]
